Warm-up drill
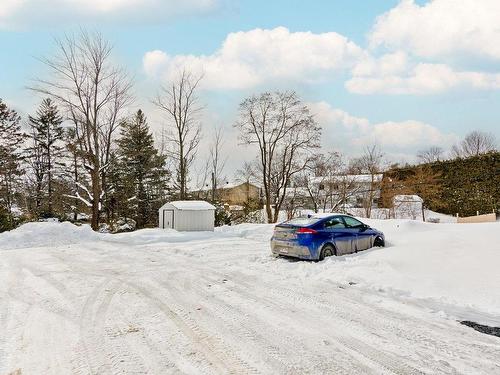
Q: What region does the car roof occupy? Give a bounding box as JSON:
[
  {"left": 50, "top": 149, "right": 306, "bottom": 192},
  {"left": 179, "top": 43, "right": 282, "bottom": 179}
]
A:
[{"left": 307, "top": 212, "right": 351, "bottom": 219}]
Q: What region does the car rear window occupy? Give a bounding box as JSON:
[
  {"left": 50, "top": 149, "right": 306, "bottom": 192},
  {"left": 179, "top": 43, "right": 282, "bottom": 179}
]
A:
[{"left": 284, "top": 217, "right": 321, "bottom": 226}]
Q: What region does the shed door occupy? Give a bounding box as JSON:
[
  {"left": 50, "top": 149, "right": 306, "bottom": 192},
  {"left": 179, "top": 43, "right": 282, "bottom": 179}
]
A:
[{"left": 163, "top": 210, "right": 174, "bottom": 229}]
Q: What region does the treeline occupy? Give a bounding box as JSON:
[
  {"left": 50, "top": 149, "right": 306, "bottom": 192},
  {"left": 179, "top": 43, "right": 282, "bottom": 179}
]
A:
[
  {"left": 0, "top": 98, "right": 170, "bottom": 232},
  {"left": 383, "top": 152, "right": 500, "bottom": 217}
]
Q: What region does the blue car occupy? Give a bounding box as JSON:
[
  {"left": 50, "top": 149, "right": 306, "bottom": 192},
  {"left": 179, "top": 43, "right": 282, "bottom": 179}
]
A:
[{"left": 271, "top": 214, "right": 385, "bottom": 261}]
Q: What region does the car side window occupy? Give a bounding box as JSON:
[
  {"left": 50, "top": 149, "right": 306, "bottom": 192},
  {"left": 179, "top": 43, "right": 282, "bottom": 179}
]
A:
[
  {"left": 343, "top": 216, "right": 364, "bottom": 228},
  {"left": 323, "top": 218, "right": 346, "bottom": 229}
]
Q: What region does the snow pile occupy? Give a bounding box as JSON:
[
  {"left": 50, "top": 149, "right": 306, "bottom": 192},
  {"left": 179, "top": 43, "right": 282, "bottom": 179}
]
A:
[
  {"left": 217, "top": 223, "right": 275, "bottom": 242},
  {"left": 107, "top": 223, "right": 275, "bottom": 245},
  {"left": 107, "top": 227, "right": 220, "bottom": 245},
  {"left": 273, "top": 219, "right": 500, "bottom": 321},
  {"left": 0, "top": 221, "right": 275, "bottom": 251},
  {"left": 0, "top": 222, "right": 98, "bottom": 250}
]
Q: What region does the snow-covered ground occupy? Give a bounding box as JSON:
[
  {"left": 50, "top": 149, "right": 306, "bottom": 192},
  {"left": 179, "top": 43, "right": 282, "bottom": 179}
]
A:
[{"left": 1, "top": 220, "right": 499, "bottom": 374}]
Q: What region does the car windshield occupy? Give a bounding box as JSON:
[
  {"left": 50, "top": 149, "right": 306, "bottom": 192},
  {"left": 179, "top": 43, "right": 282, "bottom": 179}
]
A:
[{"left": 283, "top": 217, "right": 321, "bottom": 226}]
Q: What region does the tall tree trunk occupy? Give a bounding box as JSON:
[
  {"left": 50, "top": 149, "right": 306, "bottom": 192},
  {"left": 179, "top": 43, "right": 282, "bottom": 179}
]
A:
[
  {"left": 47, "top": 153, "right": 53, "bottom": 216},
  {"left": 91, "top": 169, "right": 100, "bottom": 230},
  {"left": 73, "top": 152, "right": 79, "bottom": 222},
  {"left": 265, "top": 191, "right": 273, "bottom": 224},
  {"left": 36, "top": 179, "right": 42, "bottom": 217}
]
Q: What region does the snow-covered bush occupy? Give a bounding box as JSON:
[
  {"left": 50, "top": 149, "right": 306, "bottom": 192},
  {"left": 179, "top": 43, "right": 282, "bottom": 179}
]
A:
[{"left": 99, "top": 217, "right": 137, "bottom": 233}]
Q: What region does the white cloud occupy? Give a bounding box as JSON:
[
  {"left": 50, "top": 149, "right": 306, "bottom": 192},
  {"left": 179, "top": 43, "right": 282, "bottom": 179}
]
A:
[
  {"left": 346, "top": 53, "right": 500, "bottom": 95},
  {"left": 145, "top": 26, "right": 500, "bottom": 95},
  {"left": 352, "top": 51, "right": 409, "bottom": 77},
  {"left": 0, "top": 0, "right": 217, "bottom": 29},
  {"left": 370, "top": 0, "right": 500, "bottom": 61},
  {"left": 143, "top": 27, "right": 365, "bottom": 90},
  {"left": 308, "top": 101, "right": 457, "bottom": 153}
]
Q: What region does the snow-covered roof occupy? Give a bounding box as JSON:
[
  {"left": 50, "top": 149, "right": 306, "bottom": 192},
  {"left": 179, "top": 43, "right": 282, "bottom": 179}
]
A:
[
  {"left": 164, "top": 200, "right": 216, "bottom": 210},
  {"left": 393, "top": 195, "right": 423, "bottom": 203},
  {"left": 310, "top": 174, "right": 383, "bottom": 185},
  {"left": 285, "top": 187, "right": 310, "bottom": 197}
]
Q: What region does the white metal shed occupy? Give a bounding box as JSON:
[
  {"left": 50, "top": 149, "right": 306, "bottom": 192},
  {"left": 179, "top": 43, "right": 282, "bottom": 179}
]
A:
[{"left": 158, "top": 200, "right": 216, "bottom": 231}]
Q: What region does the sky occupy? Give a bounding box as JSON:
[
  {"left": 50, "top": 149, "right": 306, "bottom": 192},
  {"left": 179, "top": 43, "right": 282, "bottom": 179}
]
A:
[{"left": 1, "top": 0, "right": 500, "bottom": 177}]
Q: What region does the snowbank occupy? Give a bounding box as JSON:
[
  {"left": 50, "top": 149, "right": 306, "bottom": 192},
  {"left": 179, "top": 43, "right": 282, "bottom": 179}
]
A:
[
  {"left": 217, "top": 223, "right": 275, "bottom": 242},
  {"left": 0, "top": 222, "right": 99, "bottom": 250},
  {"left": 269, "top": 219, "right": 500, "bottom": 322},
  {"left": 0, "top": 221, "right": 276, "bottom": 251}
]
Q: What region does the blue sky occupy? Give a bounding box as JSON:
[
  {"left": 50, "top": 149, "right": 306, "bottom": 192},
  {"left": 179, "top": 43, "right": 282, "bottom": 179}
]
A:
[{"left": 1, "top": 0, "right": 500, "bottom": 173}]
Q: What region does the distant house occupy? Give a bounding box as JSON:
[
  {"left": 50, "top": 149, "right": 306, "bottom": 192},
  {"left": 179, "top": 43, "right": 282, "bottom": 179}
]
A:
[
  {"left": 158, "top": 200, "right": 215, "bottom": 231},
  {"left": 195, "top": 181, "right": 261, "bottom": 206},
  {"left": 308, "top": 174, "right": 384, "bottom": 209}
]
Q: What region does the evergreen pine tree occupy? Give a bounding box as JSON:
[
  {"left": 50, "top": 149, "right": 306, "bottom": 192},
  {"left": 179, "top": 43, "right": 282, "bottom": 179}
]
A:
[
  {"left": 0, "top": 99, "right": 25, "bottom": 231},
  {"left": 26, "top": 98, "right": 64, "bottom": 217},
  {"left": 117, "top": 110, "right": 168, "bottom": 228},
  {"left": 105, "top": 151, "right": 129, "bottom": 223}
]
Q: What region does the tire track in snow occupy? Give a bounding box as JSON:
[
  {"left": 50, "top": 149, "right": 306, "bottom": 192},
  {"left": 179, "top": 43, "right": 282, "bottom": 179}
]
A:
[
  {"left": 164, "top": 269, "right": 371, "bottom": 375},
  {"left": 180, "top": 264, "right": 426, "bottom": 375},
  {"left": 153, "top": 273, "right": 287, "bottom": 374},
  {"left": 73, "top": 278, "right": 149, "bottom": 375},
  {"left": 116, "top": 247, "right": 424, "bottom": 373},
  {"left": 0, "top": 263, "right": 18, "bottom": 374},
  {"left": 183, "top": 259, "right": 500, "bottom": 374},
  {"left": 122, "top": 278, "right": 260, "bottom": 375}
]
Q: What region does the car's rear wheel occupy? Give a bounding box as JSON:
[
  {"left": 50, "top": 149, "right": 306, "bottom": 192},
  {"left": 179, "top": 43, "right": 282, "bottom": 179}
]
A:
[
  {"left": 319, "top": 244, "right": 335, "bottom": 261},
  {"left": 374, "top": 236, "right": 385, "bottom": 247}
]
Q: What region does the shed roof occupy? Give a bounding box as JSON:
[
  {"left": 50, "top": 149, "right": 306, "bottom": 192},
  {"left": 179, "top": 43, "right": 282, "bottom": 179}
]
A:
[{"left": 164, "top": 200, "right": 216, "bottom": 210}]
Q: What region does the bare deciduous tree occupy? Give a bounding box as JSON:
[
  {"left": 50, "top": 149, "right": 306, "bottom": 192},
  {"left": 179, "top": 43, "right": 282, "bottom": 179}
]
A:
[
  {"left": 30, "top": 30, "right": 133, "bottom": 230},
  {"left": 451, "top": 131, "right": 497, "bottom": 158},
  {"left": 153, "top": 70, "right": 202, "bottom": 200},
  {"left": 235, "top": 161, "right": 257, "bottom": 185},
  {"left": 235, "top": 91, "right": 321, "bottom": 223},
  {"left": 300, "top": 153, "right": 365, "bottom": 214},
  {"left": 209, "top": 126, "right": 227, "bottom": 201},
  {"left": 417, "top": 146, "right": 444, "bottom": 164},
  {"left": 351, "top": 145, "right": 384, "bottom": 218},
  {"left": 299, "top": 152, "right": 341, "bottom": 213}
]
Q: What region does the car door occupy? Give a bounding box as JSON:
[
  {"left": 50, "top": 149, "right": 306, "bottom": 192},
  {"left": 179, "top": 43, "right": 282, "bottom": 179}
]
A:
[
  {"left": 357, "top": 227, "right": 373, "bottom": 250},
  {"left": 323, "top": 217, "right": 354, "bottom": 255},
  {"left": 342, "top": 216, "right": 363, "bottom": 252},
  {"left": 342, "top": 216, "right": 370, "bottom": 251}
]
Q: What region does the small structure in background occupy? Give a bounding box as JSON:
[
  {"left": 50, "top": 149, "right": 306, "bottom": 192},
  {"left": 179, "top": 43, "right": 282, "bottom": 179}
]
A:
[
  {"left": 392, "top": 195, "right": 424, "bottom": 220},
  {"left": 158, "top": 201, "right": 215, "bottom": 231}
]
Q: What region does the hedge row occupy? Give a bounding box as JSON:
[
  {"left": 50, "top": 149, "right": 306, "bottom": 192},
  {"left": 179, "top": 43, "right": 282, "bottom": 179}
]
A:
[{"left": 384, "top": 152, "right": 500, "bottom": 217}]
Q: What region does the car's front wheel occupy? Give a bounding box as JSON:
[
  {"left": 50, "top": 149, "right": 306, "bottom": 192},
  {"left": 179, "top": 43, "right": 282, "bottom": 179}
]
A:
[
  {"left": 319, "top": 244, "right": 335, "bottom": 261},
  {"left": 374, "top": 236, "right": 385, "bottom": 247}
]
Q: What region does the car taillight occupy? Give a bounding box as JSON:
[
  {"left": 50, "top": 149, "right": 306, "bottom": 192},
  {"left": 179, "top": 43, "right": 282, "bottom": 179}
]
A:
[{"left": 296, "top": 227, "right": 318, "bottom": 234}]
